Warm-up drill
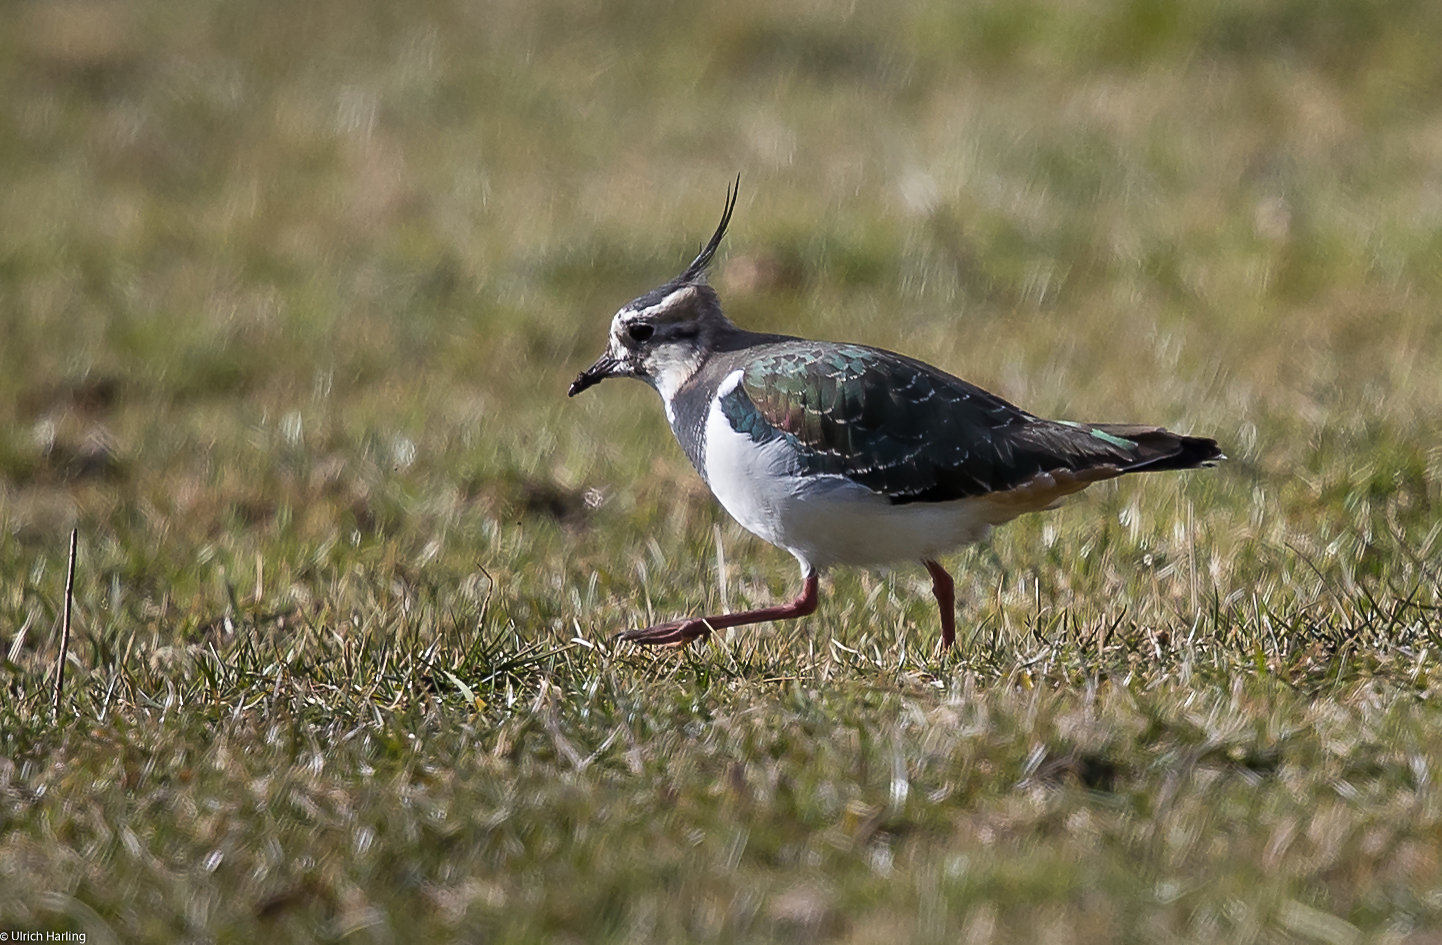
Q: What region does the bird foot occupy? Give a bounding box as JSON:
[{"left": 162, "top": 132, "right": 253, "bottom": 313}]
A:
[{"left": 614, "top": 618, "right": 712, "bottom": 647}]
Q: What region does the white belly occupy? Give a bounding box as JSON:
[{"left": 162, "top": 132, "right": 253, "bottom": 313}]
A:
[{"left": 700, "top": 381, "right": 995, "bottom": 570}]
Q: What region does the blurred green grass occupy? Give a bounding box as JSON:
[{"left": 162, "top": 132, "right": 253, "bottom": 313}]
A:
[{"left": 3, "top": 0, "right": 1442, "bottom": 941}]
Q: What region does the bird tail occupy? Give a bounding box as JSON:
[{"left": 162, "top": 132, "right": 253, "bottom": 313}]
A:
[{"left": 1087, "top": 423, "right": 1226, "bottom": 473}]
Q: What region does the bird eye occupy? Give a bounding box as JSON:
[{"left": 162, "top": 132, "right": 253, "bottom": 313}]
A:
[{"left": 627, "top": 323, "right": 654, "bottom": 343}]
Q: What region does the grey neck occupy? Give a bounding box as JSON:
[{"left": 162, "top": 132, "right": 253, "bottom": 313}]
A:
[{"left": 664, "top": 326, "right": 798, "bottom": 479}]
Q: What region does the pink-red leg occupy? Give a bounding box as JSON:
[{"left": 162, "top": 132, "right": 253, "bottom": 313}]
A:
[
  {"left": 617, "top": 572, "right": 820, "bottom": 647},
  {"left": 923, "top": 559, "right": 956, "bottom": 649}
]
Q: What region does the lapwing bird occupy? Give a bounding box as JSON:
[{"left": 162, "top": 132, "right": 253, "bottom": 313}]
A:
[{"left": 569, "top": 182, "right": 1222, "bottom": 649}]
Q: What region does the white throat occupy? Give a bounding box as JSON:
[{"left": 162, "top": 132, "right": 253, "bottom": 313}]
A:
[{"left": 649, "top": 348, "right": 705, "bottom": 424}]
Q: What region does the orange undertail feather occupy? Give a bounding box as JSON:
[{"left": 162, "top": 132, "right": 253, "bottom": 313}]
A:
[{"left": 974, "top": 466, "right": 1123, "bottom": 523}]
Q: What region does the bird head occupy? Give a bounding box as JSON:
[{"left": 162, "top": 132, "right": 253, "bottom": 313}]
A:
[{"left": 568, "top": 179, "right": 739, "bottom": 400}]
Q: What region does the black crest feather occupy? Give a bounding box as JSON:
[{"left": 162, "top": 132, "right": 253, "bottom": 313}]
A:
[{"left": 679, "top": 175, "right": 740, "bottom": 283}]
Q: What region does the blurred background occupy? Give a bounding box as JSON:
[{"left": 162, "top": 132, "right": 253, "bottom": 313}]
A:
[{"left": 4, "top": 0, "right": 1441, "bottom": 571}]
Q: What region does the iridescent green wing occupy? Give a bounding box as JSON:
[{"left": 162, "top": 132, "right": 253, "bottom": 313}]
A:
[{"left": 719, "top": 343, "right": 1146, "bottom": 503}]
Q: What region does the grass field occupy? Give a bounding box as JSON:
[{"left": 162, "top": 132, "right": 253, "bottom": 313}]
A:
[{"left": 4, "top": 0, "right": 1442, "bottom": 941}]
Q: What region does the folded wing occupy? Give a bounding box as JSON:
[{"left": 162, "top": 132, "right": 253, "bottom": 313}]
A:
[{"left": 719, "top": 342, "right": 1221, "bottom": 505}]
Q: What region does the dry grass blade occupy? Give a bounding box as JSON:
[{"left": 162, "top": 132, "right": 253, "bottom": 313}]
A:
[{"left": 51, "top": 529, "right": 78, "bottom": 720}]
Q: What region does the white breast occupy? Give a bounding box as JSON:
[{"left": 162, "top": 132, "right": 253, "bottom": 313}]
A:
[{"left": 700, "top": 371, "right": 996, "bottom": 570}]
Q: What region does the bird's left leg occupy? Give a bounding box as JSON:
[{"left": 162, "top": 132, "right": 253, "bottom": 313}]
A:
[{"left": 923, "top": 559, "right": 956, "bottom": 649}]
